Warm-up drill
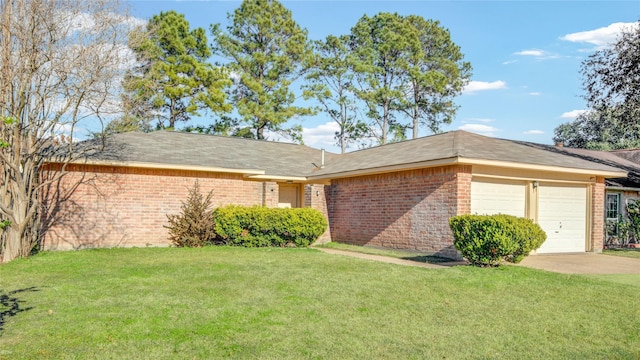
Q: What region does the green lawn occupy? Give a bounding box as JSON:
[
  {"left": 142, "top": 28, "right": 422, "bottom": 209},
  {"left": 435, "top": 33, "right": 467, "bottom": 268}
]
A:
[
  {"left": 1, "top": 247, "right": 639, "bottom": 359},
  {"left": 604, "top": 248, "right": 640, "bottom": 259}
]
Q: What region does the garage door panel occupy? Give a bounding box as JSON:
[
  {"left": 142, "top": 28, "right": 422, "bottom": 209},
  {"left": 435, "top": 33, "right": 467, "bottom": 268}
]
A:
[
  {"left": 536, "top": 185, "right": 587, "bottom": 253},
  {"left": 471, "top": 180, "right": 526, "bottom": 217}
]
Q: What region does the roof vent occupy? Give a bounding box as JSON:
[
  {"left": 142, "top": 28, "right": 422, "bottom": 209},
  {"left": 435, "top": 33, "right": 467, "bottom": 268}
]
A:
[{"left": 555, "top": 142, "right": 564, "bottom": 148}]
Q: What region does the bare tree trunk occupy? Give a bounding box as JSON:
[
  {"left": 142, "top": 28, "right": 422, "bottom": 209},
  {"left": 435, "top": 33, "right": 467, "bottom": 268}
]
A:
[{"left": 412, "top": 104, "right": 419, "bottom": 139}]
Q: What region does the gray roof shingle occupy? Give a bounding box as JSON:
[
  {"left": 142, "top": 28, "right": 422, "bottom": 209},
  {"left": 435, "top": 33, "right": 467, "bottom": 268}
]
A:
[
  {"left": 70, "top": 130, "right": 626, "bottom": 180},
  {"left": 76, "top": 131, "right": 335, "bottom": 177},
  {"left": 310, "top": 131, "right": 625, "bottom": 177}
]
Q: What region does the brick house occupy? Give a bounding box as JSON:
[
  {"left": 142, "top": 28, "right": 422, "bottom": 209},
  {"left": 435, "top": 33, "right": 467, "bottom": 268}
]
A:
[{"left": 41, "top": 130, "right": 627, "bottom": 258}]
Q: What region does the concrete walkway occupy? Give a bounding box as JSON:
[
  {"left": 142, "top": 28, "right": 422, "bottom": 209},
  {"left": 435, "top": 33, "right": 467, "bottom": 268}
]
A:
[
  {"left": 316, "top": 247, "right": 640, "bottom": 274},
  {"left": 314, "top": 247, "right": 466, "bottom": 269},
  {"left": 517, "top": 253, "right": 640, "bottom": 274}
]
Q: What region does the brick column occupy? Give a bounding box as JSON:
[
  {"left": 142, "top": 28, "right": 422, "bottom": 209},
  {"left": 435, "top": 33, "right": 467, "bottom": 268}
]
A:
[{"left": 591, "top": 177, "right": 605, "bottom": 252}]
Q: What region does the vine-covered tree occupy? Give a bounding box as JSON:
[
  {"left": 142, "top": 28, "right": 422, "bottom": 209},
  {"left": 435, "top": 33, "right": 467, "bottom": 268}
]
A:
[
  {"left": 304, "top": 35, "right": 370, "bottom": 153},
  {"left": 123, "top": 11, "right": 230, "bottom": 130},
  {"left": 1, "top": 0, "right": 132, "bottom": 262},
  {"left": 211, "top": 0, "right": 315, "bottom": 141},
  {"left": 554, "top": 21, "right": 640, "bottom": 149}
]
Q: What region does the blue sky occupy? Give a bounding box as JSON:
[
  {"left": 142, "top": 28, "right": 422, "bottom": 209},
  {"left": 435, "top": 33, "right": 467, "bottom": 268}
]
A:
[{"left": 128, "top": 0, "right": 640, "bottom": 153}]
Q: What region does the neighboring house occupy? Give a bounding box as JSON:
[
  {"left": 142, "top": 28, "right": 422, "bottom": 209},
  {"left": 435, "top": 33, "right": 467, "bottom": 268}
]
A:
[
  {"left": 40, "top": 130, "right": 627, "bottom": 258},
  {"left": 536, "top": 145, "right": 640, "bottom": 245}
]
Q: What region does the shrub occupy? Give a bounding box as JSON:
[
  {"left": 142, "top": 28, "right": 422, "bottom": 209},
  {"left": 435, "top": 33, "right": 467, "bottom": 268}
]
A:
[
  {"left": 449, "top": 214, "right": 546, "bottom": 266},
  {"left": 165, "top": 181, "right": 217, "bottom": 247},
  {"left": 214, "top": 205, "right": 327, "bottom": 247}
]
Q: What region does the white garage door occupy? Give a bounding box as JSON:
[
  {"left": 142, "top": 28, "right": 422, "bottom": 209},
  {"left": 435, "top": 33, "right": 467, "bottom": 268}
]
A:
[
  {"left": 536, "top": 185, "right": 587, "bottom": 253},
  {"left": 471, "top": 179, "right": 526, "bottom": 217}
]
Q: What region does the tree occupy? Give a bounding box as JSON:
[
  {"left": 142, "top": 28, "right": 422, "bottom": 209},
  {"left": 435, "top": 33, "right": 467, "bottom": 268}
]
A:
[
  {"left": 123, "top": 11, "right": 230, "bottom": 130},
  {"left": 303, "top": 35, "right": 371, "bottom": 153},
  {"left": 1, "top": 0, "right": 133, "bottom": 262},
  {"left": 350, "top": 12, "right": 418, "bottom": 145},
  {"left": 553, "top": 106, "right": 640, "bottom": 150},
  {"left": 349, "top": 13, "right": 471, "bottom": 144},
  {"left": 553, "top": 21, "right": 640, "bottom": 149},
  {"left": 401, "top": 16, "right": 471, "bottom": 138},
  {"left": 211, "top": 0, "right": 315, "bottom": 141}
]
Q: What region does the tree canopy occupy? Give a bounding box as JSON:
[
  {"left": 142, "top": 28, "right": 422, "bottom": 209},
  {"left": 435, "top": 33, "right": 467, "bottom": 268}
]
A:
[
  {"left": 553, "top": 21, "right": 640, "bottom": 150},
  {"left": 123, "top": 10, "right": 230, "bottom": 130},
  {"left": 303, "top": 35, "right": 371, "bottom": 153},
  {"left": 211, "top": 0, "right": 315, "bottom": 141},
  {"left": 349, "top": 12, "right": 471, "bottom": 144}
]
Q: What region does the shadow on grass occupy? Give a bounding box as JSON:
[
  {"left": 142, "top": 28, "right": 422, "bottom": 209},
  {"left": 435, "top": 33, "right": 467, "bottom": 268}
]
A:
[
  {"left": 0, "top": 287, "right": 39, "bottom": 334},
  {"left": 401, "top": 255, "right": 455, "bottom": 264}
]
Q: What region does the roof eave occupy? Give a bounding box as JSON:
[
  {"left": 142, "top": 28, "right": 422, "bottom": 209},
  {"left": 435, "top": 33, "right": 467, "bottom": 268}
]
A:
[
  {"left": 245, "top": 174, "right": 308, "bottom": 182},
  {"left": 53, "top": 159, "right": 265, "bottom": 176},
  {"left": 459, "top": 158, "right": 628, "bottom": 178},
  {"left": 306, "top": 157, "right": 460, "bottom": 180},
  {"left": 307, "top": 156, "right": 628, "bottom": 181},
  {"left": 606, "top": 186, "right": 640, "bottom": 192}
]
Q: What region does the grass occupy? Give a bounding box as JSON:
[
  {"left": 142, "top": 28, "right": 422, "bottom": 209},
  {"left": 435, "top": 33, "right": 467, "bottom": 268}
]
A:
[
  {"left": 1, "top": 247, "right": 639, "bottom": 359},
  {"left": 317, "top": 241, "right": 454, "bottom": 263},
  {"left": 604, "top": 247, "right": 640, "bottom": 259}
]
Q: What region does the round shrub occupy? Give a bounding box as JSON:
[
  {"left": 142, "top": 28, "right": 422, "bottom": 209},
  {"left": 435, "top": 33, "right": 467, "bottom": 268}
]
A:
[{"left": 449, "top": 214, "right": 547, "bottom": 266}]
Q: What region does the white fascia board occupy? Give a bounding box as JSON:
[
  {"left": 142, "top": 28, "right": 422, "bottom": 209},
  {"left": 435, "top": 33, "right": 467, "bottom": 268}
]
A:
[
  {"left": 460, "top": 158, "right": 628, "bottom": 178},
  {"left": 55, "top": 159, "right": 265, "bottom": 176},
  {"left": 244, "top": 174, "right": 308, "bottom": 182}
]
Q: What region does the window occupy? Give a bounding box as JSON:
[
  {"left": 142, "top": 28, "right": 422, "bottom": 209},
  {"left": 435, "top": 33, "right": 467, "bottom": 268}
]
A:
[
  {"left": 606, "top": 193, "right": 620, "bottom": 220},
  {"left": 606, "top": 193, "right": 621, "bottom": 237}
]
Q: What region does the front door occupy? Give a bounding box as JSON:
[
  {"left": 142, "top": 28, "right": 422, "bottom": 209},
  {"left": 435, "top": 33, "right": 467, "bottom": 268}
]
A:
[{"left": 278, "top": 184, "right": 300, "bottom": 208}]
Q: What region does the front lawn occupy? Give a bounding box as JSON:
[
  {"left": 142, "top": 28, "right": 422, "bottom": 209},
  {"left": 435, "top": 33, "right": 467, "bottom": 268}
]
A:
[{"left": 1, "top": 247, "right": 639, "bottom": 359}]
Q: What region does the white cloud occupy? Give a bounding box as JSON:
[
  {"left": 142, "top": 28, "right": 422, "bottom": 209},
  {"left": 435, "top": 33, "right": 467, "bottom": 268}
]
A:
[
  {"left": 523, "top": 129, "right": 544, "bottom": 135},
  {"left": 529, "top": 92, "right": 542, "bottom": 96},
  {"left": 302, "top": 121, "right": 339, "bottom": 149},
  {"left": 561, "top": 22, "right": 636, "bottom": 47},
  {"left": 502, "top": 60, "right": 518, "bottom": 65},
  {"left": 462, "top": 80, "right": 507, "bottom": 94},
  {"left": 514, "top": 49, "right": 546, "bottom": 57},
  {"left": 560, "top": 109, "right": 587, "bottom": 119},
  {"left": 458, "top": 124, "right": 499, "bottom": 137}
]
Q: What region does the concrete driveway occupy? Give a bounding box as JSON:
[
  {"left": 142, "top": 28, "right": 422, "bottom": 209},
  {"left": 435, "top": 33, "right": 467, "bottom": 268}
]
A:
[{"left": 518, "top": 253, "right": 640, "bottom": 274}]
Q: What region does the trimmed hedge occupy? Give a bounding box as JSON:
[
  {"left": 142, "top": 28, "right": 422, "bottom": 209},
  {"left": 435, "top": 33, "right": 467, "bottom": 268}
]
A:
[
  {"left": 213, "top": 206, "right": 328, "bottom": 247},
  {"left": 449, "top": 214, "right": 547, "bottom": 266}
]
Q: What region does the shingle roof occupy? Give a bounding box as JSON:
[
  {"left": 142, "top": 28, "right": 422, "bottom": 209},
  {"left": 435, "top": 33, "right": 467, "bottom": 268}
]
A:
[
  {"left": 534, "top": 145, "right": 640, "bottom": 188},
  {"left": 310, "top": 131, "right": 625, "bottom": 178},
  {"left": 67, "top": 130, "right": 626, "bottom": 180},
  {"left": 75, "top": 131, "right": 335, "bottom": 177}
]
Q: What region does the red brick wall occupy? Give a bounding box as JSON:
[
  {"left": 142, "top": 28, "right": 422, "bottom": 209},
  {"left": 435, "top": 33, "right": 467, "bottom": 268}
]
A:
[
  {"left": 40, "top": 164, "right": 270, "bottom": 250},
  {"left": 591, "top": 177, "right": 605, "bottom": 252},
  {"left": 305, "top": 184, "right": 332, "bottom": 243},
  {"left": 328, "top": 165, "right": 472, "bottom": 258}
]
